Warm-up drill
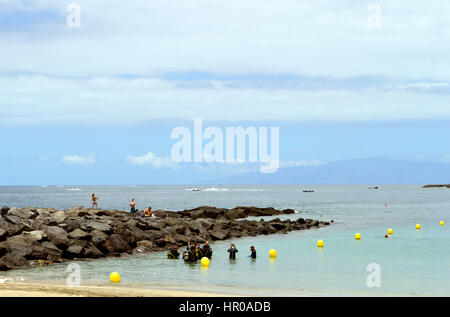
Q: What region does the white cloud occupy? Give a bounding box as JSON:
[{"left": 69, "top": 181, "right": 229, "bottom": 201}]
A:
[
  {"left": 2, "top": 75, "right": 450, "bottom": 125},
  {"left": 2, "top": 1, "right": 450, "bottom": 125},
  {"left": 126, "top": 152, "right": 177, "bottom": 169},
  {"left": 1, "top": 0, "right": 450, "bottom": 79},
  {"left": 62, "top": 154, "right": 96, "bottom": 165}
]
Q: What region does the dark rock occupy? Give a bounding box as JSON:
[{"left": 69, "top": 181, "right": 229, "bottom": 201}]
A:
[
  {"left": 8, "top": 207, "right": 39, "bottom": 219},
  {"left": 91, "top": 230, "right": 108, "bottom": 246},
  {"left": 81, "top": 221, "right": 112, "bottom": 233},
  {"left": 1, "top": 206, "right": 10, "bottom": 216},
  {"left": 1, "top": 253, "right": 28, "bottom": 269},
  {"left": 65, "top": 245, "right": 84, "bottom": 258},
  {"left": 46, "top": 226, "right": 70, "bottom": 250},
  {"left": 83, "top": 243, "right": 103, "bottom": 258},
  {"left": 0, "top": 241, "right": 10, "bottom": 257},
  {"left": 109, "top": 234, "right": 131, "bottom": 253},
  {"left": 0, "top": 228, "right": 7, "bottom": 241},
  {"left": 68, "top": 229, "right": 90, "bottom": 240},
  {"left": 208, "top": 228, "right": 229, "bottom": 240},
  {"left": 63, "top": 218, "right": 82, "bottom": 232},
  {"left": 4, "top": 215, "right": 22, "bottom": 225}
]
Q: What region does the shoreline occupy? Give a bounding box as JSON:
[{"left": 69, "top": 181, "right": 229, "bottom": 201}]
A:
[{"left": 0, "top": 282, "right": 237, "bottom": 297}]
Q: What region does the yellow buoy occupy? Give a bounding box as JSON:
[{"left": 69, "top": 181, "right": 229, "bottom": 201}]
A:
[
  {"left": 416, "top": 224, "right": 421, "bottom": 230},
  {"left": 269, "top": 249, "right": 277, "bottom": 257},
  {"left": 355, "top": 233, "right": 361, "bottom": 240},
  {"left": 317, "top": 240, "right": 324, "bottom": 248},
  {"left": 387, "top": 228, "right": 393, "bottom": 235},
  {"left": 440, "top": 221, "right": 444, "bottom": 226},
  {"left": 201, "top": 257, "right": 210, "bottom": 267},
  {"left": 110, "top": 272, "right": 121, "bottom": 283}
]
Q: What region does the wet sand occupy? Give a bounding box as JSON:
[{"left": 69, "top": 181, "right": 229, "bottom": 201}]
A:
[{"left": 0, "top": 283, "right": 233, "bottom": 297}]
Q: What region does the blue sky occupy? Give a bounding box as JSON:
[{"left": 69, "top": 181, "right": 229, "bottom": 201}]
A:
[{"left": 1, "top": 0, "right": 450, "bottom": 184}]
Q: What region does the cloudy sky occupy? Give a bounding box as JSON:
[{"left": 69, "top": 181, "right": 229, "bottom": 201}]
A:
[{"left": 1, "top": 0, "right": 450, "bottom": 184}]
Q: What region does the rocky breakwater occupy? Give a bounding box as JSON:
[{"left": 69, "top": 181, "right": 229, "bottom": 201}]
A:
[{"left": 0, "top": 205, "right": 330, "bottom": 271}]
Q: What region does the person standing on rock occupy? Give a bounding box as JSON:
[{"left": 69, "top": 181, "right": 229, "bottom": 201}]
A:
[
  {"left": 130, "top": 199, "right": 136, "bottom": 213},
  {"left": 228, "top": 243, "right": 238, "bottom": 260},
  {"left": 91, "top": 194, "right": 98, "bottom": 209}
]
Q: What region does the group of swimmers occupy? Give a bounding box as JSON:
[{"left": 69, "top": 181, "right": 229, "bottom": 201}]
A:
[{"left": 168, "top": 242, "right": 257, "bottom": 262}]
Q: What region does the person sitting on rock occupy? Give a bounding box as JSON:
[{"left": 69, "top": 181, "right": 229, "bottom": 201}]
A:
[
  {"left": 167, "top": 245, "right": 180, "bottom": 259},
  {"left": 228, "top": 243, "right": 238, "bottom": 260},
  {"left": 194, "top": 242, "right": 203, "bottom": 260},
  {"left": 201, "top": 241, "right": 213, "bottom": 259},
  {"left": 249, "top": 246, "right": 256, "bottom": 259},
  {"left": 144, "top": 206, "right": 152, "bottom": 217}
]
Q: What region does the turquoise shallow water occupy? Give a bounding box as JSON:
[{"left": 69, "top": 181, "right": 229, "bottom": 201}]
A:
[{"left": 1, "top": 185, "right": 449, "bottom": 296}]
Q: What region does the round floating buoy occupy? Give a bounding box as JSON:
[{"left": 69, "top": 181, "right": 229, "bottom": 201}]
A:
[
  {"left": 440, "top": 221, "right": 445, "bottom": 226},
  {"left": 384, "top": 234, "right": 389, "bottom": 238},
  {"left": 110, "top": 272, "right": 121, "bottom": 283},
  {"left": 201, "top": 257, "right": 210, "bottom": 267},
  {"left": 317, "top": 240, "right": 324, "bottom": 248},
  {"left": 416, "top": 224, "right": 421, "bottom": 230},
  {"left": 355, "top": 233, "right": 361, "bottom": 240},
  {"left": 384, "top": 203, "right": 388, "bottom": 207},
  {"left": 269, "top": 249, "right": 277, "bottom": 257},
  {"left": 387, "top": 228, "right": 393, "bottom": 235}
]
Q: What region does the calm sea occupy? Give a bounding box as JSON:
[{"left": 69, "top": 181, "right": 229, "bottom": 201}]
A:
[{"left": 1, "top": 185, "right": 449, "bottom": 296}]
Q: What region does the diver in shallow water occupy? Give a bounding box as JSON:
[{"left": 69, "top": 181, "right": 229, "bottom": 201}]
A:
[
  {"left": 183, "top": 246, "right": 197, "bottom": 262},
  {"left": 194, "top": 242, "right": 203, "bottom": 260},
  {"left": 249, "top": 246, "right": 256, "bottom": 259},
  {"left": 201, "top": 241, "right": 213, "bottom": 259},
  {"left": 228, "top": 243, "right": 238, "bottom": 260},
  {"left": 167, "top": 245, "right": 180, "bottom": 259}
]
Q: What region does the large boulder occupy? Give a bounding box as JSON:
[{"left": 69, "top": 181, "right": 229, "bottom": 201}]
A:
[
  {"left": 80, "top": 221, "right": 112, "bottom": 233},
  {"left": 1, "top": 253, "right": 28, "bottom": 269},
  {"left": 65, "top": 245, "right": 84, "bottom": 258},
  {"left": 91, "top": 230, "right": 108, "bottom": 246},
  {"left": 46, "top": 226, "right": 70, "bottom": 250},
  {"left": 0, "top": 228, "right": 7, "bottom": 241},
  {"left": 109, "top": 234, "right": 131, "bottom": 253},
  {"left": 4, "top": 215, "right": 22, "bottom": 225},
  {"left": 41, "top": 241, "right": 63, "bottom": 262},
  {"left": 1, "top": 206, "right": 10, "bottom": 216},
  {"left": 68, "top": 229, "right": 90, "bottom": 240},
  {"left": 6, "top": 235, "right": 47, "bottom": 260},
  {"left": 83, "top": 243, "right": 103, "bottom": 258},
  {"left": 8, "top": 207, "right": 39, "bottom": 219},
  {"left": 0, "top": 241, "right": 10, "bottom": 257},
  {"left": 22, "top": 230, "right": 47, "bottom": 241},
  {"left": 208, "top": 228, "right": 229, "bottom": 240},
  {"left": 51, "top": 210, "right": 67, "bottom": 224}
]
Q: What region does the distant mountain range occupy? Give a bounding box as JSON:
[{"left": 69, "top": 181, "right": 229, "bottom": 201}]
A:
[{"left": 207, "top": 158, "right": 450, "bottom": 184}]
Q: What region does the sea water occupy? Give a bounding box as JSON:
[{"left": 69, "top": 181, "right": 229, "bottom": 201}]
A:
[{"left": 0, "top": 185, "right": 449, "bottom": 296}]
